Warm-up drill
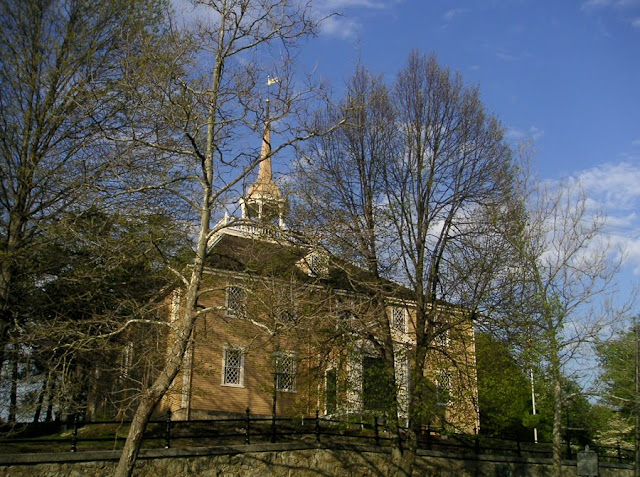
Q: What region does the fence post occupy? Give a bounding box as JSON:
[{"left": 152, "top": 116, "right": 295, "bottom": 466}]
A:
[
  {"left": 566, "top": 437, "right": 572, "bottom": 459},
  {"left": 617, "top": 442, "right": 622, "bottom": 463},
  {"left": 271, "top": 413, "right": 277, "bottom": 443},
  {"left": 517, "top": 438, "right": 522, "bottom": 457},
  {"left": 315, "top": 409, "right": 320, "bottom": 443},
  {"left": 426, "top": 423, "right": 431, "bottom": 450},
  {"left": 474, "top": 434, "right": 480, "bottom": 454},
  {"left": 165, "top": 410, "right": 171, "bottom": 449},
  {"left": 374, "top": 416, "right": 380, "bottom": 446},
  {"left": 245, "top": 407, "right": 251, "bottom": 445},
  {"left": 70, "top": 413, "right": 78, "bottom": 453}
]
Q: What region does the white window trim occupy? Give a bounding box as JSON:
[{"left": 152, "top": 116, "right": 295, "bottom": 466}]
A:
[
  {"left": 225, "top": 285, "right": 247, "bottom": 317},
  {"left": 275, "top": 352, "right": 297, "bottom": 393},
  {"left": 436, "top": 369, "right": 452, "bottom": 406},
  {"left": 391, "top": 306, "right": 407, "bottom": 333},
  {"left": 221, "top": 346, "right": 245, "bottom": 387},
  {"left": 306, "top": 250, "right": 328, "bottom": 277}
]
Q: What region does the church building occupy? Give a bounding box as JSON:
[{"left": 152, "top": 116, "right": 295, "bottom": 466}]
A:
[{"left": 162, "top": 113, "right": 479, "bottom": 433}]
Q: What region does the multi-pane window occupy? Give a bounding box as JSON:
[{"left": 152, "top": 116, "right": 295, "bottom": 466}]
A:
[
  {"left": 120, "top": 341, "right": 134, "bottom": 379},
  {"left": 436, "top": 370, "right": 452, "bottom": 405},
  {"left": 434, "top": 329, "right": 450, "bottom": 348},
  {"left": 275, "top": 353, "right": 297, "bottom": 392},
  {"left": 222, "top": 347, "right": 244, "bottom": 387},
  {"left": 307, "top": 251, "right": 328, "bottom": 277},
  {"left": 391, "top": 307, "right": 407, "bottom": 333},
  {"left": 226, "top": 285, "right": 246, "bottom": 317}
]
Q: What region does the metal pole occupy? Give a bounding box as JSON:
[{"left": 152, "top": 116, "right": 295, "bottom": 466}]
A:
[
  {"left": 71, "top": 413, "right": 78, "bottom": 453},
  {"left": 530, "top": 368, "right": 538, "bottom": 444},
  {"left": 165, "top": 410, "right": 171, "bottom": 449},
  {"left": 245, "top": 407, "right": 251, "bottom": 445}
]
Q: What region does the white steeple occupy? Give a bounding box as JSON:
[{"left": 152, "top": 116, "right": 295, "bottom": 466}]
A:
[{"left": 240, "top": 97, "right": 287, "bottom": 229}]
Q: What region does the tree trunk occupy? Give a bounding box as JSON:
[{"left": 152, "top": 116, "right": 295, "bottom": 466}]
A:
[
  {"left": 32, "top": 373, "right": 49, "bottom": 423},
  {"left": 551, "top": 359, "right": 564, "bottom": 476},
  {"left": 8, "top": 348, "right": 18, "bottom": 423}
]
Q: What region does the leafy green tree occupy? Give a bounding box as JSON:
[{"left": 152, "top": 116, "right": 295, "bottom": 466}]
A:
[
  {"left": 595, "top": 327, "right": 637, "bottom": 445},
  {"left": 0, "top": 0, "right": 167, "bottom": 422},
  {"left": 475, "top": 332, "right": 532, "bottom": 440},
  {"left": 505, "top": 181, "right": 629, "bottom": 476},
  {"left": 4, "top": 208, "right": 188, "bottom": 423},
  {"left": 597, "top": 328, "right": 636, "bottom": 416}
]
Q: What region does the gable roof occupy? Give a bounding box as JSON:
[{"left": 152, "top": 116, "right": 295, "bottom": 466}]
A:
[{"left": 206, "top": 230, "right": 413, "bottom": 301}]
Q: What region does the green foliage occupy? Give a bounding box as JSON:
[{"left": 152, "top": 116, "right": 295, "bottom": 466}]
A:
[
  {"left": 594, "top": 326, "right": 637, "bottom": 445},
  {"left": 596, "top": 327, "right": 636, "bottom": 414},
  {"left": 475, "top": 332, "right": 533, "bottom": 440}
]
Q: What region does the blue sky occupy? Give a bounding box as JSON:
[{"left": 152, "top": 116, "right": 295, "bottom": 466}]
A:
[
  {"left": 172, "top": 0, "right": 640, "bottom": 281},
  {"left": 301, "top": 0, "right": 640, "bottom": 280}
]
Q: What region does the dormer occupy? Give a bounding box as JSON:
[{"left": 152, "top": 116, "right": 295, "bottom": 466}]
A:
[{"left": 297, "top": 249, "right": 329, "bottom": 278}]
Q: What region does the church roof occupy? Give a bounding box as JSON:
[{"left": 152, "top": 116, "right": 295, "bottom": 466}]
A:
[{"left": 207, "top": 231, "right": 413, "bottom": 301}]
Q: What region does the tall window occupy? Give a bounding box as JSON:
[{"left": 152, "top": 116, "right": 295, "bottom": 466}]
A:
[
  {"left": 222, "top": 347, "right": 244, "bottom": 387},
  {"left": 120, "top": 341, "right": 134, "bottom": 379},
  {"left": 275, "top": 353, "right": 297, "bottom": 392},
  {"left": 226, "top": 285, "right": 246, "bottom": 317},
  {"left": 391, "top": 307, "right": 407, "bottom": 333},
  {"left": 436, "top": 370, "right": 452, "bottom": 405}
]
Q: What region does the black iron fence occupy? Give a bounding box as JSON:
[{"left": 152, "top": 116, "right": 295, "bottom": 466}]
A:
[{"left": 0, "top": 411, "right": 634, "bottom": 464}]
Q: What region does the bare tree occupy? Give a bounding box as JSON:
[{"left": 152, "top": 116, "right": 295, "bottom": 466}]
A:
[
  {"left": 110, "top": 1, "right": 324, "bottom": 475},
  {"left": 294, "top": 65, "right": 413, "bottom": 469},
  {"left": 508, "top": 181, "right": 632, "bottom": 476},
  {"left": 295, "top": 52, "right": 519, "bottom": 475}
]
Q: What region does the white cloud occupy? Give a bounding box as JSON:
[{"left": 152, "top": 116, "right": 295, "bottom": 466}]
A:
[
  {"left": 171, "top": 0, "right": 220, "bottom": 27},
  {"left": 495, "top": 48, "right": 534, "bottom": 62},
  {"left": 567, "top": 162, "right": 640, "bottom": 274},
  {"left": 319, "top": 0, "right": 391, "bottom": 8},
  {"left": 313, "top": 0, "right": 401, "bottom": 38},
  {"left": 443, "top": 8, "right": 471, "bottom": 22},
  {"left": 581, "top": 0, "right": 640, "bottom": 10},
  {"left": 576, "top": 162, "right": 640, "bottom": 210},
  {"left": 505, "top": 125, "right": 544, "bottom": 142},
  {"left": 319, "top": 15, "right": 361, "bottom": 39}
]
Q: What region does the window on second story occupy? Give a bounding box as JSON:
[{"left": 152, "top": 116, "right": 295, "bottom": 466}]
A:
[
  {"left": 307, "top": 251, "right": 328, "bottom": 277},
  {"left": 391, "top": 307, "right": 407, "bottom": 333},
  {"left": 225, "top": 285, "right": 246, "bottom": 317},
  {"left": 275, "top": 353, "right": 297, "bottom": 392},
  {"left": 222, "top": 346, "right": 245, "bottom": 387}
]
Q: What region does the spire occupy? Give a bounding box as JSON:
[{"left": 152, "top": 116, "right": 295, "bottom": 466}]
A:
[
  {"left": 241, "top": 89, "right": 287, "bottom": 229},
  {"left": 247, "top": 105, "right": 281, "bottom": 200}
]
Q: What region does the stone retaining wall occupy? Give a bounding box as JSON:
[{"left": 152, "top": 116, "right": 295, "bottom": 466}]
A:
[{"left": 0, "top": 443, "right": 634, "bottom": 477}]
